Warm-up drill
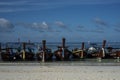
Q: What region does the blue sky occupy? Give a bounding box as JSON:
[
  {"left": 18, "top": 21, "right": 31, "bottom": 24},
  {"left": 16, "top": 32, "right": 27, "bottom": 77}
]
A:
[{"left": 0, "top": 0, "right": 120, "bottom": 42}]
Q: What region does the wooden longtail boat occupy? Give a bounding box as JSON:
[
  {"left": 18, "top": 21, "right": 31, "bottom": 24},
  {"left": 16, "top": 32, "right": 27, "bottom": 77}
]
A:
[
  {"left": 96, "top": 40, "right": 120, "bottom": 59},
  {"left": 54, "top": 38, "right": 72, "bottom": 61},
  {"left": 0, "top": 42, "right": 22, "bottom": 61},
  {"left": 36, "top": 48, "right": 53, "bottom": 61},
  {"left": 1, "top": 42, "right": 35, "bottom": 61},
  {"left": 1, "top": 47, "right": 22, "bottom": 61},
  {"left": 20, "top": 42, "right": 35, "bottom": 61},
  {"left": 72, "top": 42, "right": 86, "bottom": 59},
  {"left": 86, "top": 40, "right": 106, "bottom": 58},
  {"left": 0, "top": 43, "right": 10, "bottom": 61},
  {"left": 36, "top": 40, "right": 53, "bottom": 61},
  {"left": 105, "top": 47, "right": 120, "bottom": 59},
  {"left": 1, "top": 48, "right": 12, "bottom": 61}
]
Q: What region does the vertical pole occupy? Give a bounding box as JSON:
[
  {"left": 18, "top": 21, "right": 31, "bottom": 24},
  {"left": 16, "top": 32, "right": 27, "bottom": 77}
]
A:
[
  {"left": 81, "top": 42, "right": 84, "bottom": 58},
  {"left": 81, "top": 42, "right": 84, "bottom": 50},
  {"left": 62, "top": 38, "right": 65, "bottom": 58},
  {"left": 62, "top": 38, "right": 65, "bottom": 48},
  {"left": 102, "top": 40, "right": 106, "bottom": 48},
  {"left": 0, "top": 43, "right": 1, "bottom": 60},
  {"left": 23, "top": 42, "right": 26, "bottom": 60},
  {"left": 6, "top": 43, "right": 9, "bottom": 53},
  {"left": 102, "top": 40, "right": 106, "bottom": 57},
  {"left": 42, "top": 40, "right": 46, "bottom": 62},
  {"left": 28, "top": 40, "right": 31, "bottom": 43},
  {"left": 0, "top": 43, "right": 1, "bottom": 61},
  {"left": 18, "top": 38, "right": 20, "bottom": 43},
  {"left": 0, "top": 43, "right": 1, "bottom": 52}
]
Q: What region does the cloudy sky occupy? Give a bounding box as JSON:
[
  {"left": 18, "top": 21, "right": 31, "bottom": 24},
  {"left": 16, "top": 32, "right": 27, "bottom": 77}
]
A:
[{"left": 0, "top": 0, "right": 120, "bottom": 42}]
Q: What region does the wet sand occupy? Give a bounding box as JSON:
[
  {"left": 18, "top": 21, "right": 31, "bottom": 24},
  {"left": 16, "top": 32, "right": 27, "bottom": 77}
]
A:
[{"left": 0, "top": 62, "right": 120, "bottom": 80}]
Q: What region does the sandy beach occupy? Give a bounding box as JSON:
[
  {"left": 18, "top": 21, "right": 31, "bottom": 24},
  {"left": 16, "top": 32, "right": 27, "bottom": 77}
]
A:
[{"left": 0, "top": 62, "right": 120, "bottom": 80}]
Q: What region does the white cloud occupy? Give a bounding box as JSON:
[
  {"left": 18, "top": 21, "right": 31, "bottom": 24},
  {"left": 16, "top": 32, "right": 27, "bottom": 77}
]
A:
[
  {"left": 16, "top": 21, "right": 72, "bottom": 32},
  {"left": 41, "top": 21, "right": 49, "bottom": 29},
  {"left": 76, "top": 24, "right": 104, "bottom": 33},
  {"left": 55, "top": 21, "right": 67, "bottom": 28},
  {"left": 0, "top": 18, "right": 14, "bottom": 32},
  {"left": 16, "top": 21, "right": 51, "bottom": 32},
  {"left": 77, "top": 29, "right": 104, "bottom": 33},
  {"left": 93, "top": 18, "right": 108, "bottom": 28},
  {"left": 55, "top": 21, "right": 72, "bottom": 32}
]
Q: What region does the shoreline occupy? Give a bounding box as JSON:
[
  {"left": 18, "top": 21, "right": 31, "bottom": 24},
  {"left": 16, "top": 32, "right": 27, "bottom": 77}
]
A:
[{"left": 0, "top": 60, "right": 120, "bottom": 66}]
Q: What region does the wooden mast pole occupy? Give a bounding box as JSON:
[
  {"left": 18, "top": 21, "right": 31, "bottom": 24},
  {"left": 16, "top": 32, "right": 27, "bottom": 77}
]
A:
[
  {"left": 23, "top": 42, "right": 26, "bottom": 60},
  {"left": 0, "top": 43, "right": 1, "bottom": 60},
  {"left": 62, "top": 38, "right": 65, "bottom": 58},
  {"left": 102, "top": 40, "right": 106, "bottom": 58},
  {"left": 81, "top": 42, "right": 84, "bottom": 58},
  {"left": 0, "top": 43, "right": 1, "bottom": 52},
  {"left": 98, "top": 40, "right": 106, "bottom": 62},
  {"left": 42, "top": 40, "right": 46, "bottom": 62}
]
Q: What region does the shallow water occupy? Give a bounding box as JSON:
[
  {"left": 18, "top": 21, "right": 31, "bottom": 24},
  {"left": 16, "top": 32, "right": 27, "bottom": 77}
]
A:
[{"left": 0, "top": 59, "right": 120, "bottom": 66}]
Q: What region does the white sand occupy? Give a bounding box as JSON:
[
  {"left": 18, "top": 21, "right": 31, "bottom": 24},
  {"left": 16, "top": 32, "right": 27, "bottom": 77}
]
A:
[{"left": 0, "top": 65, "right": 120, "bottom": 80}]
